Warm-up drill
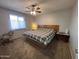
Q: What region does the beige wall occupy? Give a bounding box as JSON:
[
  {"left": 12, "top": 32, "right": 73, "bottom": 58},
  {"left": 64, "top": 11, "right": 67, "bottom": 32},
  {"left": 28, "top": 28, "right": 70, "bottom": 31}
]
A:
[
  {"left": 69, "top": 2, "right": 78, "bottom": 59},
  {"left": 0, "top": 8, "right": 33, "bottom": 35},
  {"left": 34, "top": 9, "right": 72, "bottom": 32}
]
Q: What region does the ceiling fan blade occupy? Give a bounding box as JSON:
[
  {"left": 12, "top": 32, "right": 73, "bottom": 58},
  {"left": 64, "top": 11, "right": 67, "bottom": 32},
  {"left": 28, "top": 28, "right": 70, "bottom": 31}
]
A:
[
  {"left": 32, "top": 4, "right": 36, "bottom": 7},
  {"left": 25, "top": 11, "right": 30, "bottom": 12},
  {"left": 32, "top": 3, "right": 37, "bottom": 7},
  {"left": 25, "top": 7, "right": 30, "bottom": 9},
  {"left": 37, "top": 7, "right": 40, "bottom": 10},
  {"left": 36, "top": 11, "right": 41, "bottom": 13}
]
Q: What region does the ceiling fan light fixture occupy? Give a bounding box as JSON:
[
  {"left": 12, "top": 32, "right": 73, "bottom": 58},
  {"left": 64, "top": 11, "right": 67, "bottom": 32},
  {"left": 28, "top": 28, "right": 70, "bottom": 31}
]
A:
[
  {"left": 25, "top": 3, "right": 41, "bottom": 15},
  {"left": 30, "top": 11, "right": 36, "bottom": 15}
]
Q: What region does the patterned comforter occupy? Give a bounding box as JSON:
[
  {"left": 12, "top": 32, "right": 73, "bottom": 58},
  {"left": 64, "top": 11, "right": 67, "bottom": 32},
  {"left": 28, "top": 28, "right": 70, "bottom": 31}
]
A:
[{"left": 23, "top": 28, "right": 56, "bottom": 45}]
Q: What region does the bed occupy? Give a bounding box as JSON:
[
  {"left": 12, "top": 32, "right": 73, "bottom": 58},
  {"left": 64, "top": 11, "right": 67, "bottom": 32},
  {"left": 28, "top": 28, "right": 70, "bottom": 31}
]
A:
[{"left": 23, "top": 25, "right": 59, "bottom": 47}]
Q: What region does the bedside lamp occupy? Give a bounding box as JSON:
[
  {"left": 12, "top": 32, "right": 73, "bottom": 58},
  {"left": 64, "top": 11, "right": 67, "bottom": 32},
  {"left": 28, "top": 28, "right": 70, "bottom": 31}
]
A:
[
  {"left": 65, "top": 28, "right": 69, "bottom": 34},
  {"left": 32, "top": 23, "right": 38, "bottom": 30}
]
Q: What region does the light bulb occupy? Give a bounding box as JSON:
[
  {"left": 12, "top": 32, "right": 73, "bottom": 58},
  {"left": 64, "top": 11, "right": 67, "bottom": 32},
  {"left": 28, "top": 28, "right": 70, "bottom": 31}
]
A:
[
  {"left": 33, "top": 11, "right": 36, "bottom": 15},
  {"left": 30, "top": 11, "right": 36, "bottom": 15}
]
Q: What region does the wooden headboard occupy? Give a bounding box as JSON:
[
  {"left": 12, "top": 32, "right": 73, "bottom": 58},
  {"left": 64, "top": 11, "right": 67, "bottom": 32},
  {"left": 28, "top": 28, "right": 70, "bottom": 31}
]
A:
[{"left": 38, "top": 25, "right": 59, "bottom": 32}]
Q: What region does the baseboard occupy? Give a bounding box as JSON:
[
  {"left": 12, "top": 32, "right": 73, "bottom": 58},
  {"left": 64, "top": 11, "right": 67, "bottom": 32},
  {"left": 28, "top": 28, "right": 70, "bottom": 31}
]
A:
[{"left": 69, "top": 44, "right": 75, "bottom": 59}]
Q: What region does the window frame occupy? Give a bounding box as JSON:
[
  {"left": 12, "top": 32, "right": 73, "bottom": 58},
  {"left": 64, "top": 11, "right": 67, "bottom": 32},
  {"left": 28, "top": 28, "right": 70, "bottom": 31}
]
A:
[{"left": 9, "top": 14, "right": 26, "bottom": 30}]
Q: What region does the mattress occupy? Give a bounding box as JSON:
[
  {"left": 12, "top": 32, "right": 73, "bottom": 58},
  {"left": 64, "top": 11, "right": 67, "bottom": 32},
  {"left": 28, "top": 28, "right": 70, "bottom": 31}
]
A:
[{"left": 23, "top": 28, "right": 56, "bottom": 45}]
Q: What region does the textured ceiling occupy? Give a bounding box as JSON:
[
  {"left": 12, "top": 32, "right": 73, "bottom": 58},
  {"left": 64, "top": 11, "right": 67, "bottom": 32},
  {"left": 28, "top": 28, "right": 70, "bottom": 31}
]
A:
[{"left": 0, "top": 0, "right": 76, "bottom": 14}]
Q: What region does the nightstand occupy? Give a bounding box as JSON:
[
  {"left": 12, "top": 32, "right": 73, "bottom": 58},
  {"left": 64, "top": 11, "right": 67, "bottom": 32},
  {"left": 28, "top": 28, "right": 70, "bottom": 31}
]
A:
[{"left": 56, "top": 32, "right": 70, "bottom": 42}]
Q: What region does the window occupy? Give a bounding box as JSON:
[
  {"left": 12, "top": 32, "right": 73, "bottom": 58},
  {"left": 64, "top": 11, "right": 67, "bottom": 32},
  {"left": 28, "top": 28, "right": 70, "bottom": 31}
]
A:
[{"left": 10, "top": 14, "right": 26, "bottom": 30}]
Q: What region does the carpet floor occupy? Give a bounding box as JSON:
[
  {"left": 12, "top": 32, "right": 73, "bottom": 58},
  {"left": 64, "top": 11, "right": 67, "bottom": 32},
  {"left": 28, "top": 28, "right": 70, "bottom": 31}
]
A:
[{"left": 0, "top": 37, "right": 71, "bottom": 59}]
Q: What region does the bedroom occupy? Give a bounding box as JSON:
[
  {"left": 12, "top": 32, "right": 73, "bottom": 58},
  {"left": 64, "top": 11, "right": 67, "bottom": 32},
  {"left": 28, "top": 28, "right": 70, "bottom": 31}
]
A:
[{"left": 0, "top": 0, "right": 78, "bottom": 59}]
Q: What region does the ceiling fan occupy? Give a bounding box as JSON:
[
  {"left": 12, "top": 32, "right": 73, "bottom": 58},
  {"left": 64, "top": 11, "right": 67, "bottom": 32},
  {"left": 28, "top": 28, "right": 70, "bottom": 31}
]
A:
[{"left": 25, "top": 4, "right": 42, "bottom": 15}]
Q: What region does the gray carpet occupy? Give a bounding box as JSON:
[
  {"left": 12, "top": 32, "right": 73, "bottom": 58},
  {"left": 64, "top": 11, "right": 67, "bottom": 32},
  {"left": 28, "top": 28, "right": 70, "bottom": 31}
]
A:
[{"left": 0, "top": 37, "right": 71, "bottom": 59}]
